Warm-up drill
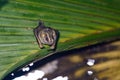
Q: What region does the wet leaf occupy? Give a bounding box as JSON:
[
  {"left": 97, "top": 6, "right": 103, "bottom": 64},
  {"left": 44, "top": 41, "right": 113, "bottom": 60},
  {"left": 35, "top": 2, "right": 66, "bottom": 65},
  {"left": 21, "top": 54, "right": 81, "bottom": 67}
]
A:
[{"left": 0, "top": 0, "right": 120, "bottom": 79}]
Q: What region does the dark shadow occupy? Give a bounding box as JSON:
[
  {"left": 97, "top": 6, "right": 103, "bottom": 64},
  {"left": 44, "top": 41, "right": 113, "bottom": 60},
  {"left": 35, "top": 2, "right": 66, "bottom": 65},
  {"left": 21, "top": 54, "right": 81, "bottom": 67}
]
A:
[
  {"left": 3, "top": 38, "right": 120, "bottom": 80},
  {"left": 0, "top": 0, "right": 8, "bottom": 10}
]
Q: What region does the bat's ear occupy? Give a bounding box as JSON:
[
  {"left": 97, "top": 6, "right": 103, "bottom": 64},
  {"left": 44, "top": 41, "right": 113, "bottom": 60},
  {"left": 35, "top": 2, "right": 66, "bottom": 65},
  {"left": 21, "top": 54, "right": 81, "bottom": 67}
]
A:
[
  {"left": 37, "top": 20, "right": 45, "bottom": 28},
  {"left": 38, "top": 20, "right": 44, "bottom": 26}
]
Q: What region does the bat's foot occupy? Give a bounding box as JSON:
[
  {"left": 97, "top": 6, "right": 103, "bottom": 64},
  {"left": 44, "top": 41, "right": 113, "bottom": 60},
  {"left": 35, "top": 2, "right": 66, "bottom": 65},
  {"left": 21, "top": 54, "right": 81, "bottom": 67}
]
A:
[
  {"left": 50, "top": 45, "right": 55, "bottom": 50},
  {"left": 39, "top": 45, "right": 44, "bottom": 49}
]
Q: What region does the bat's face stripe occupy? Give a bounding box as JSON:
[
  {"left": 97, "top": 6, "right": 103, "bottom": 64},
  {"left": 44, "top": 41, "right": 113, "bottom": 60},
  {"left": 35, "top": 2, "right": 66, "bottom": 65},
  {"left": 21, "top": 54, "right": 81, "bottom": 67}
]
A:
[{"left": 39, "top": 28, "right": 56, "bottom": 45}]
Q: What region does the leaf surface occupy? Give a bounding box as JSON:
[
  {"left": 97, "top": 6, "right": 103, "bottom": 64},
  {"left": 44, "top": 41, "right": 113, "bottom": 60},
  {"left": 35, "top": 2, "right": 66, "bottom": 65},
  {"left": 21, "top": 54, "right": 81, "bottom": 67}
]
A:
[{"left": 0, "top": 0, "right": 120, "bottom": 79}]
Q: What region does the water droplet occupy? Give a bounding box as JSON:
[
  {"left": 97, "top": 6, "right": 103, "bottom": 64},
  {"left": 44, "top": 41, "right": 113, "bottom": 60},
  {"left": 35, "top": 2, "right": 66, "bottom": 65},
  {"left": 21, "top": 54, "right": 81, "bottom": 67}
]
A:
[
  {"left": 43, "top": 78, "right": 48, "bottom": 80},
  {"left": 87, "top": 70, "right": 93, "bottom": 75},
  {"left": 33, "top": 70, "right": 45, "bottom": 79},
  {"left": 29, "top": 63, "right": 34, "bottom": 66},
  {"left": 22, "top": 67, "right": 30, "bottom": 72},
  {"left": 13, "top": 70, "right": 45, "bottom": 80},
  {"left": 11, "top": 73, "right": 14, "bottom": 76},
  {"left": 52, "top": 76, "right": 69, "bottom": 80},
  {"left": 87, "top": 59, "right": 95, "bottom": 66},
  {"left": 13, "top": 76, "right": 26, "bottom": 80}
]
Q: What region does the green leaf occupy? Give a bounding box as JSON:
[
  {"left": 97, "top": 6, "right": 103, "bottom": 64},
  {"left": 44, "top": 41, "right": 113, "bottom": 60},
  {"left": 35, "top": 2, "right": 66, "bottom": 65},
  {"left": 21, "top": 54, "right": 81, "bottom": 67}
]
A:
[{"left": 0, "top": 0, "right": 120, "bottom": 79}]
